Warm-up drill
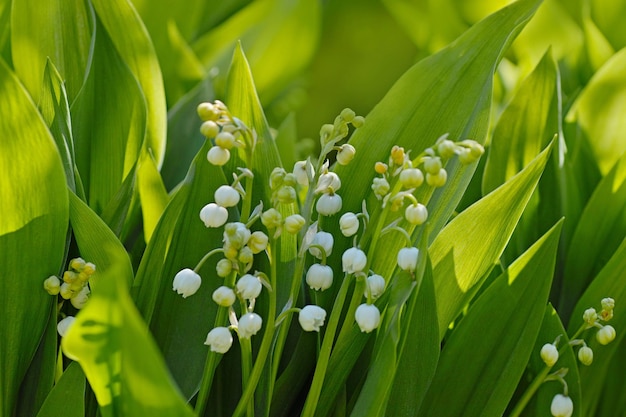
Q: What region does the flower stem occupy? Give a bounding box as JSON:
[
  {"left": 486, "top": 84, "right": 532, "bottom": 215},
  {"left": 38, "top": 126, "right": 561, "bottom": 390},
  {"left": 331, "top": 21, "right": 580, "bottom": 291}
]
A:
[
  {"left": 239, "top": 337, "right": 254, "bottom": 417},
  {"left": 301, "top": 274, "right": 352, "bottom": 417}
]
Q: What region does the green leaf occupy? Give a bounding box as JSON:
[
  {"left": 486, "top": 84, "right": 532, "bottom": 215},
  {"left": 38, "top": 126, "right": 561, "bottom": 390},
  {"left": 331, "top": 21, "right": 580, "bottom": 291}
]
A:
[
  {"left": 431, "top": 142, "right": 553, "bottom": 336},
  {"left": 10, "top": 0, "right": 91, "bottom": 102},
  {"left": 590, "top": 0, "right": 626, "bottom": 50},
  {"left": 336, "top": 0, "right": 543, "bottom": 280},
  {"left": 35, "top": 362, "right": 85, "bottom": 417},
  {"left": 0, "top": 59, "right": 69, "bottom": 417},
  {"left": 568, "top": 237, "right": 626, "bottom": 416},
  {"left": 418, "top": 220, "right": 562, "bottom": 417},
  {"left": 90, "top": 0, "right": 167, "bottom": 168},
  {"left": 71, "top": 16, "right": 147, "bottom": 214},
  {"left": 566, "top": 46, "right": 626, "bottom": 175},
  {"left": 62, "top": 250, "right": 195, "bottom": 417},
  {"left": 137, "top": 151, "right": 169, "bottom": 243},
  {"left": 560, "top": 153, "right": 626, "bottom": 319},
  {"left": 69, "top": 192, "right": 134, "bottom": 291},
  {"left": 193, "top": 0, "right": 321, "bottom": 104}
]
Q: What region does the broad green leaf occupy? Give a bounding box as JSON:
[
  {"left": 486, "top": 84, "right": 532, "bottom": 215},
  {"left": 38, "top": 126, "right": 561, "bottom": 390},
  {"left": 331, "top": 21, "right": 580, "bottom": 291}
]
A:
[
  {"left": 0, "top": 0, "right": 9, "bottom": 65},
  {"left": 0, "top": 59, "right": 68, "bottom": 416},
  {"left": 431, "top": 142, "right": 553, "bottom": 335},
  {"left": 91, "top": 0, "right": 167, "bottom": 168},
  {"left": 590, "top": 0, "right": 626, "bottom": 50},
  {"left": 62, "top": 251, "right": 195, "bottom": 417},
  {"left": 566, "top": 47, "right": 626, "bottom": 175},
  {"left": 568, "top": 237, "right": 626, "bottom": 416},
  {"left": 15, "top": 303, "right": 58, "bottom": 417},
  {"left": 137, "top": 151, "right": 169, "bottom": 243},
  {"left": 193, "top": 0, "right": 321, "bottom": 104},
  {"left": 595, "top": 337, "right": 626, "bottom": 417},
  {"left": 560, "top": 153, "right": 626, "bottom": 319},
  {"left": 35, "top": 362, "right": 85, "bottom": 417},
  {"left": 11, "top": 0, "right": 91, "bottom": 102},
  {"left": 418, "top": 220, "right": 562, "bottom": 417},
  {"left": 483, "top": 50, "right": 557, "bottom": 194},
  {"left": 516, "top": 304, "right": 581, "bottom": 417},
  {"left": 71, "top": 17, "right": 147, "bottom": 214},
  {"left": 336, "top": 0, "right": 543, "bottom": 282},
  {"left": 69, "top": 192, "right": 134, "bottom": 291},
  {"left": 582, "top": 9, "right": 615, "bottom": 73},
  {"left": 274, "top": 112, "right": 298, "bottom": 173},
  {"left": 133, "top": 139, "right": 228, "bottom": 398}
]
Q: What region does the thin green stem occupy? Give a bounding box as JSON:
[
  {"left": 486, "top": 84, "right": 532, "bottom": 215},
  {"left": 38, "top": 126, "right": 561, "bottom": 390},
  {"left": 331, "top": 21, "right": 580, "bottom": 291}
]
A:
[
  {"left": 239, "top": 337, "right": 254, "bottom": 417},
  {"left": 193, "top": 248, "right": 224, "bottom": 273},
  {"left": 301, "top": 274, "right": 353, "bottom": 417}
]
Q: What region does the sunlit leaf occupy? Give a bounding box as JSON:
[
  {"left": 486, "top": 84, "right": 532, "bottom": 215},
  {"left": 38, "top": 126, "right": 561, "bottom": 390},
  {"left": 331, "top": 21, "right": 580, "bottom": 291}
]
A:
[{"left": 0, "top": 59, "right": 68, "bottom": 417}]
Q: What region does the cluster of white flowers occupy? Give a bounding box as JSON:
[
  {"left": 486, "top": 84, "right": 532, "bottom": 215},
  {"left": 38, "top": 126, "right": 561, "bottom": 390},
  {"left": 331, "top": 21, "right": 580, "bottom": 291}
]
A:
[
  {"left": 539, "top": 298, "right": 616, "bottom": 417},
  {"left": 43, "top": 257, "right": 95, "bottom": 310}
]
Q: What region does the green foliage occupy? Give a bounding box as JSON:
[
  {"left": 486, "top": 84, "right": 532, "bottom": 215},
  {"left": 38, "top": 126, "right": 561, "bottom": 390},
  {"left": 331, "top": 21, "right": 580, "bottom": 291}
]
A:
[{"left": 2, "top": 0, "right": 626, "bottom": 416}]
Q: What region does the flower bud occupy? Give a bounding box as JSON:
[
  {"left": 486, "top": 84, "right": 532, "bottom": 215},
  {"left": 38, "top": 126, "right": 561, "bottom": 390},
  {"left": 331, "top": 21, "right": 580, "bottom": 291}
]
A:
[
  {"left": 578, "top": 346, "right": 593, "bottom": 365},
  {"left": 397, "top": 247, "right": 419, "bottom": 272},
  {"left": 238, "top": 313, "right": 263, "bottom": 339},
  {"left": 200, "top": 203, "right": 229, "bottom": 228},
  {"left": 270, "top": 167, "right": 287, "bottom": 189},
  {"left": 200, "top": 120, "right": 219, "bottom": 138},
  {"left": 372, "top": 177, "right": 390, "bottom": 198},
  {"left": 340, "top": 108, "right": 356, "bottom": 122},
  {"left": 316, "top": 193, "right": 343, "bottom": 216},
  {"left": 238, "top": 246, "right": 254, "bottom": 264},
  {"left": 82, "top": 262, "right": 96, "bottom": 276},
  {"left": 63, "top": 270, "right": 78, "bottom": 283},
  {"left": 299, "top": 305, "right": 327, "bottom": 332},
  {"left": 224, "top": 222, "right": 251, "bottom": 249},
  {"left": 207, "top": 146, "right": 230, "bottom": 166},
  {"left": 173, "top": 269, "right": 202, "bottom": 298},
  {"left": 437, "top": 139, "right": 456, "bottom": 158},
  {"left": 596, "top": 325, "right": 616, "bottom": 345},
  {"left": 43, "top": 275, "right": 61, "bottom": 295},
  {"left": 284, "top": 214, "right": 305, "bottom": 234},
  {"left": 399, "top": 168, "right": 424, "bottom": 189},
  {"left": 336, "top": 144, "right": 356, "bottom": 165},
  {"left": 352, "top": 115, "right": 365, "bottom": 128},
  {"left": 70, "top": 285, "right": 90, "bottom": 309},
  {"left": 342, "top": 247, "right": 367, "bottom": 274},
  {"left": 309, "top": 231, "right": 334, "bottom": 259},
  {"left": 69, "top": 257, "right": 86, "bottom": 271},
  {"left": 374, "top": 162, "right": 388, "bottom": 174},
  {"left": 261, "top": 208, "right": 282, "bottom": 230},
  {"left": 216, "top": 259, "right": 232, "bottom": 277},
  {"left": 583, "top": 308, "right": 597, "bottom": 326},
  {"left": 197, "top": 102, "right": 219, "bottom": 121},
  {"left": 236, "top": 274, "right": 262, "bottom": 300},
  {"left": 57, "top": 316, "right": 75, "bottom": 338},
  {"left": 364, "top": 274, "right": 385, "bottom": 299},
  {"left": 320, "top": 123, "right": 334, "bottom": 140},
  {"left": 339, "top": 212, "right": 359, "bottom": 237},
  {"left": 248, "top": 231, "right": 269, "bottom": 254},
  {"left": 405, "top": 203, "right": 428, "bottom": 225},
  {"left": 277, "top": 186, "right": 297, "bottom": 204},
  {"left": 601, "top": 297, "right": 615, "bottom": 311},
  {"left": 550, "top": 394, "right": 573, "bottom": 417},
  {"left": 423, "top": 157, "right": 442, "bottom": 175},
  {"left": 306, "top": 264, "right": 333, "bottom": 291},
  {"left": 426, "top": 168, "right": 447, "bottom": 187},
  {"left": 540, "top": 343, "right": 559, "bottom": 367},
  {"left": 293, "top": 161, "right": 313, "bottom": 187},
  {"left": 205, "top": 327, "right": 233, "bottom": 354},
  {"left": 215, "top": 131, "right": 236, "bottom": 149},
  {"left": 212, "top": 286, "right": 236, "bottom": 307},
  {"left": 355, "top": 304, "right": 381, "bottom": 333},
  {"left": 59, "top": 283, "right": 73, "bottom": 300},
  {"left": 458, "top": 148, "right": 474, "bottom": 164},
  {"left": 391, "top": 146, "right": 405, "bottom": 166},
  {"left": 214, "top": 185, "right": 240, "bottom": 208}
]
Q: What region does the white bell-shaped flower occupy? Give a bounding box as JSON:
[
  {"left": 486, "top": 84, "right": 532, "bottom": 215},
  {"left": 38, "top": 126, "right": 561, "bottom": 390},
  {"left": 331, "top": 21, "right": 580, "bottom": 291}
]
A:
[
  {"left": 355, "top": 304, "right": 381, "bottom": 333},
  {"left": 70, "top": 285, "right": 90, "bottom": 309},
  {"left": 207, "top": 146, "right": 230, "bottom": 166},
  {"left": 236, "top": 274, "right": 262, "bottom": 300},
  {"left": 336, "top": 144, "right": 356, "bottom": 165},
  {"left": 200, "top": 203, "right": 228, "bottom": 228},
  {"left": 315, "top": 172, "right": 341, "bottom": 193},
  {"left": 342, "top": 247, "right": 367, "bottom": 274},
  {"left": 339, "top": 212, "right": 359, "bottom": 237},
  {"left": 298, "top": 305, "right": 327, "bottom": 332},
  {"left": 309, "top": 231, "right": 334, "bottom": 259},
  {"left": 405, "top": 203, "right": 428, "bottom": 225},
  {"left": 248, "top": 231, "right": 269, "bottom": 254},
  {"left": 214, "top": 185, "right": 240, "bottom": 207},
  {"left": 578, "top": 346, "right": 593, "bottom": 366},
  {"left": 364, "top": 274, "right": 386, "bottom": 300},
  {"left": 306, "top": 264, "right": 333, "bottom": 291},
  {"left": 238, "top": 313, "right": 263, "bottom": 339},
  {"left": 550, "top": 394, "right": 573, "bottom": 417},
  {"left": 284, "top": 214, "right": 306, "bottom": 234},
  {"left": 397, "top": 247, "right": 419, "bottom": 272},
  {"left": 293, "top": 160, "right": 314, "bottom": 187},
  {"left": 596, "top": 325, "right": 616, "bottom": 345},
  {"left": 57, "top": 316, "right": 76, "bottom": 338},
  {"left": 399, "top": 168, "right": 424, "bottom": 189},
  {"left": 316, "top": 193, "right": 342, "bottom": 216},
  {"left": 173, "top": 269, "right": 202, "bottom": 298},
  {"left": 204, "top": 327, "right": 233, "bottom": 354}
]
